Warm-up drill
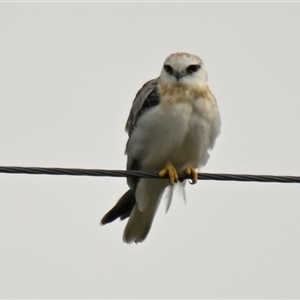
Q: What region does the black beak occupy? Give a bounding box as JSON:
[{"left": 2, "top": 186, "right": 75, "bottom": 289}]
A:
[{"left": 174, "top": 72, "right": 183, "bottom": 81}]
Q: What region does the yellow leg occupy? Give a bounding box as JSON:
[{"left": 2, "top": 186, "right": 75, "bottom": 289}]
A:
[
  {"left": 158, "top": 162, "right": 178, "bottom": 185},
  {"left": 184, "top": 167, "right": 198, "bottom": 184}
]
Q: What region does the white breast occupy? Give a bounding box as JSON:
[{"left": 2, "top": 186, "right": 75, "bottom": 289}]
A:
[{"left": 127, "top": 83, "right": 221, "bottom": 173}]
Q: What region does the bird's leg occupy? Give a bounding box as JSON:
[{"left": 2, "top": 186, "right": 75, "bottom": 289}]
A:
[
  {"left": 158, "top": 162, "right": 178, "bottom": 185},
  {"left": 184, "top": 167, "right": 198, "bottom": 184}
]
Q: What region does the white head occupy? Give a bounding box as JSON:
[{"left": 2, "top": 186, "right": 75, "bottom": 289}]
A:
[{"left": 160, "top": 52, "right": 208, "bottom": 85}]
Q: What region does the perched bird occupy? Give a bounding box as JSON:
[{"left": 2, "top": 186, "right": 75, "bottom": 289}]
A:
[{"left": 101, "top": 52, "right": 221, "bottom": 244}]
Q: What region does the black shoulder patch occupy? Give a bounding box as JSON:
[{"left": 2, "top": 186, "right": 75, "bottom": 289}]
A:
[
  {"left": 128, "top": 87, "right": 160, "bottom": 137},
  {"left": 137, "top": 87, "right": 159, "bottom": 118}
]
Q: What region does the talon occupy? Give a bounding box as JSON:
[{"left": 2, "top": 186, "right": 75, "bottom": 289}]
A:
[
  {"left": 184, "top": 167, "right": 198, "bottom": 184},
  {"left": 159, "top": 162, "right": 178, "bottom": 185}
]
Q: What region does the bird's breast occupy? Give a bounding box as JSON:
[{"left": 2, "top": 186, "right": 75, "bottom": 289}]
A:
[
  {"left": 159, "top": 82, "right": 213, "bottom": 104},
  {"left": 128, "top": 82, "right": 220, "bottom": 171},
  {"left": 158, "top": 81, "right": 218, "bottom": 123}
]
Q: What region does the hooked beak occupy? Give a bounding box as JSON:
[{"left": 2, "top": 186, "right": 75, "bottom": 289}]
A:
[{"left": 174, "top": 72, "right": 184, "bottom": 81}]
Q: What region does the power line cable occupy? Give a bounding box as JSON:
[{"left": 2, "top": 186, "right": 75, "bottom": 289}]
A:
[{"left": 0, "top": 166, "right": 299, "bottom": 184}]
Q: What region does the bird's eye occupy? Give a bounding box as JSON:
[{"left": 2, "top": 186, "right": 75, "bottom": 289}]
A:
[
  {"left": 164, "top": 64, "right": 173, "bottom": 74},
  {"left": 187, "top": 64, "right": 201, "bottom": 74}
]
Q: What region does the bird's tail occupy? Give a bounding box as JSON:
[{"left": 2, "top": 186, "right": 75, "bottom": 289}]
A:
[
  {"left": 123, "top": 178, "right": 167, "bottom": 244},
  {"left": 101, "top": 189, "right": 136, "bottom": 225}
]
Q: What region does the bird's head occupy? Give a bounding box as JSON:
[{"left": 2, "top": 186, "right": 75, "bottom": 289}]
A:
[{"left": 160, "top": 52, "right": 208, "bottom": 85}]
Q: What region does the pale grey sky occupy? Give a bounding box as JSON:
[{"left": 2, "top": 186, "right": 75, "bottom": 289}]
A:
[{"left": 1, "top": 2, "right": 300, "bottom": 298}]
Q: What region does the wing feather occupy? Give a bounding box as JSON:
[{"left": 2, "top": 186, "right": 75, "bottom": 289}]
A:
[
  {"left": 125, "top": 77, "right": 160, "bottom": 191},
  {"left": 125, "top": 77, "right": 159, "bottom": 136}
]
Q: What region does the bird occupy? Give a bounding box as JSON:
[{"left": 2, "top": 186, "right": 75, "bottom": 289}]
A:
[{"left": 101, "top": 52, "right": 221, "bottom": 244}]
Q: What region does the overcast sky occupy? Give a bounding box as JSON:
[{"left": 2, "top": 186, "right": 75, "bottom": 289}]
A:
[{"left": 1, "top": 2, "right": 300, "bottom": 298}]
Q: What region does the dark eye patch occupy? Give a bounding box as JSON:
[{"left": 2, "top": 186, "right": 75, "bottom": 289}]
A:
[
  {"left": 186, "top": 64, "right": 201, "bottom": 74},
  {"left": 164, "top": 64, "right": 173, "bottom": 74}
]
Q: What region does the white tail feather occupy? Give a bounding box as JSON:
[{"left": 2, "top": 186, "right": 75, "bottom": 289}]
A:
[
  {"left": 123, "top": 178, "right": 168, "bottom": 243},
  {"left": 164, "top": 181, "right": 187, "bottom": 213}
]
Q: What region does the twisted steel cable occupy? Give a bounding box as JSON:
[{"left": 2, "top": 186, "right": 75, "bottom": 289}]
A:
[{"left": 1, "top": 166, "right": 300, "bottom": 183}]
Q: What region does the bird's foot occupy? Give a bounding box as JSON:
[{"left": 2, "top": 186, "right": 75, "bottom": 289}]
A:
[
  {"left": 184, "top": 167, "right": 198, "bottom": 184},
  {"left": 159, "top": 162, "right": 178, "bottom": 185}
]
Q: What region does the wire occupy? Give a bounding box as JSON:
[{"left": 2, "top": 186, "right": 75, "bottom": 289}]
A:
[{"left": 0, "top": 166, "right": 300, "bottom": 184}]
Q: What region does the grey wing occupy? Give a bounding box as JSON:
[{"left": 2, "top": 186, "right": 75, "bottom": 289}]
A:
[
  {"left": 125, "top": 77, "right": 160, "bottom": 190},
  {"left": 125, "top": 77, "right": 159, "bottom": 136},
  {"left": 101, "top": 78, "right": 160, "bottom": 224}
]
